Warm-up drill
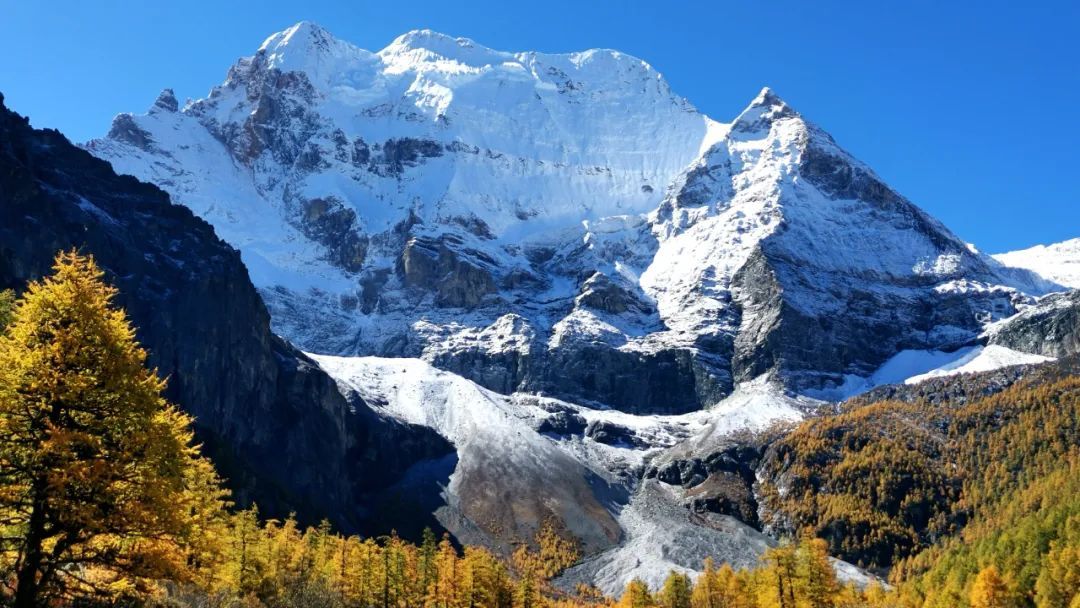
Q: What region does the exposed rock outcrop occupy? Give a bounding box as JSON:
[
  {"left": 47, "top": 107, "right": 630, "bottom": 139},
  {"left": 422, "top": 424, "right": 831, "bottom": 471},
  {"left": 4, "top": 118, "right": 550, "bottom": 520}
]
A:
[
  {"left": 989, "top": 290, "right": 1080, "bottom": 358},
  {"left": 0, "top": 93, "right": 448, "bottom": 533}
]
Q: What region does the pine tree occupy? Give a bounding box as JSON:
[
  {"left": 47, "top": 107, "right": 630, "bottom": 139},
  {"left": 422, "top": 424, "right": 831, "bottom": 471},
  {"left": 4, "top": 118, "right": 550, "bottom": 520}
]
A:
[
  {"left": 229, "top": 506, "right": 265, "bottom": 598},
  {"left": 691, "top": 558, "right": 718, "bottom": 608},
  {"left": 512, "top": 543, "right": 542, "bottom": 608},
  {"left": 421, "top": 527, "right": 439, "bottom": 606},
  {"left": 436, "top": 533, "right": 460, "bottom": 608},
  {"left": 714, "top": 563, "right": 753, "bottom": 608},
  {"left": 758, "top": 543, "right": 799, "bottom": 608},
  {"left": 796, "top": 537, "right": 838, "bottom": 608},
  {"left": 970, "top": 566, "right": 1013, "bottom": 608},
  {"left": 657, "top": 571, "right": 692, "bottom": 608},
  {"left": 620, "top": 578, "right": 654, "bottom": 608},
  {"left": 0, "top": 251, "right": 230, "bottom": 607}
]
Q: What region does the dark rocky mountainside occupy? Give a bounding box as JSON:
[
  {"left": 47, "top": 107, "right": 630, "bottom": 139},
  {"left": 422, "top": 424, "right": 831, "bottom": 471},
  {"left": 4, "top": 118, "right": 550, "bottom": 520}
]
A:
[
  {"left": 0, "top": 93, "right": 450, "bottom": 532},
  {"left": 989, "top": 289, "right": 1080, "bottom": 358}
]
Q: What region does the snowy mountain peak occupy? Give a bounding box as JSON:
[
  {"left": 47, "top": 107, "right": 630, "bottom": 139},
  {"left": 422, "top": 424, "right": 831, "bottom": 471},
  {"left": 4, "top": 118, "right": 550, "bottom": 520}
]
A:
[
  {"left": 730, "top": 86, "right": 799, "bottom": 136},
  {"left": 750, "top": 86, "right": 784, "bottom": 108},
  {"left": 254, "top": 21, "right": 371, "bottom": 84},
  {"left": 258, "top": 20, "right": 335, "bottom": 53},
  {"left": 381, "top": 28, "right": 491, "bottom": 59},
  {"left": 87, "top": 23, "right": 1052, "bottom": 414},
  {"left": 994, "top": 237, "right": 1080, "bottom": 289}
]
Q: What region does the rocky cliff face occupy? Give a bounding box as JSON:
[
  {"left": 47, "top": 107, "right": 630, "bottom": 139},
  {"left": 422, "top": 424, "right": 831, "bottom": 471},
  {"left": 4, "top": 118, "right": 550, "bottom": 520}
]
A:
[
  {"left": 642, "top": 89, "right": 1054, "bottom": 396},
  {"left": 989, "top": 290, "right": 1080, "bottom": 359},
  {"left": 0, "top": 93, "right": 450, "bottom": 532},
  {"left": 87, "top": 23, "right": 1053, "bottom": 415}
]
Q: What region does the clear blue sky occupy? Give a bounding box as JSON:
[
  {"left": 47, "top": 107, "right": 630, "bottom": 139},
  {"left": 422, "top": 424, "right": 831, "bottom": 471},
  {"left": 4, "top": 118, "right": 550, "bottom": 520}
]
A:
[{"left": 2, "top": 0, "right": 1077, "bottom": 253}]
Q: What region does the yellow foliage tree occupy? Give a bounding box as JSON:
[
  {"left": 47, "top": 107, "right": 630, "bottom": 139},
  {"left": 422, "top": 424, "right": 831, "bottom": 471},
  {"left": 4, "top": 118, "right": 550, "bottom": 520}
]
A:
[
  {"left": 0, "top": 288, "right": 14, "bottom": 330},
  {"left": 0, "top": 251, "right": 229, "bottom": 607},
  {"left": 657, "top": 571, "right": 692, "bottom": 608},
  {"left": 969, "top": 566, "right": 1013, "bottom": 608},
  {"left": 796, "top": 536, "right": 838, "bottom": 608},
  {"left": 619, "top": 578, "right": 653, "bottom": 608},
  {"left": 758, "top": 543, "right": 799, "bottom": 608}
]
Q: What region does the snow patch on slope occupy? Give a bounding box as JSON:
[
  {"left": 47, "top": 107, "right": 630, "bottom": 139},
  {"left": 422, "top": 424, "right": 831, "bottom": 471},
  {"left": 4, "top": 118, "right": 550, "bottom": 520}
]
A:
[
  {"left": 809, "top": 345, "right": 1055, "bottom": 401},
  {"left": 311, "top": 354, "right": 819, "bottom": 591},
  {"left": 993, "top": 238, "right": 1080, "bottom": 289},
  {"left": 904, "top": 345, "right": 1052, "bottom": 383}
]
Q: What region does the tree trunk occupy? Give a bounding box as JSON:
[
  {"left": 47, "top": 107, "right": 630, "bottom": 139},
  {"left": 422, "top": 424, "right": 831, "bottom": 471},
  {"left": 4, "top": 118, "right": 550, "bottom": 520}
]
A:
[{"left": 14, "top": 482, "right": 47, "bottom": 608}]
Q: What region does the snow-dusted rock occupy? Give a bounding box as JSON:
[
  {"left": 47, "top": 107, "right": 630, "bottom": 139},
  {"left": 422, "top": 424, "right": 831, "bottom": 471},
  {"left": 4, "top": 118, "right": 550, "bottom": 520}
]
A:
[{"left": 988, "top": 289, "right": 1080, "bottom": 359}]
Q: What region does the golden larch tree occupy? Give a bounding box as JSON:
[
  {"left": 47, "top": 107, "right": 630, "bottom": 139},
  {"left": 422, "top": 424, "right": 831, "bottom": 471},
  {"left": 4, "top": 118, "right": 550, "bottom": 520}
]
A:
[
  {"left": 657, "top": 571, "right": 692, "bottom": 608},
  {"left": 969, "top": 566, "right": 1013, "bottom": 608},
  {"left": 0, "top": 251, "right": 228, "bottom": 607}
]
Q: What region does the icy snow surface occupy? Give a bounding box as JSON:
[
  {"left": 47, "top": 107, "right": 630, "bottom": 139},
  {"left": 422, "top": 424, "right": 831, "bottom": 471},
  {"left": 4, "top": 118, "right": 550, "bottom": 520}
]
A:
[
  {"left": 311, "top": 354, "right": 818, "bottom": 593},
  {"left": 808, "top": 344, "right": 1055, "bottom": 401},
  {"left": 994, "top": 238, "right": 1080, "bottom": 289}
]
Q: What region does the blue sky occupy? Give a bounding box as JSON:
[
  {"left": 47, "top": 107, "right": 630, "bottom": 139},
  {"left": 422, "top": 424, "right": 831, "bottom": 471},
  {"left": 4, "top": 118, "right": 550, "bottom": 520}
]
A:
[{"left": 2, "top": 0, "right": 1077, "bottom": 252}]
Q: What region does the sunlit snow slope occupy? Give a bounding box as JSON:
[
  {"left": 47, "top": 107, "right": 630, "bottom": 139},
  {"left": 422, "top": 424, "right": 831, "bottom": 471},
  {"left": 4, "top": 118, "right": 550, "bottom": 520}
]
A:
[
  {"left": 994, "top": 238, "right": 1080, "bottom": 289},
  {"left": 87, "top": 21, "right": 1053, "bottom": 412}
]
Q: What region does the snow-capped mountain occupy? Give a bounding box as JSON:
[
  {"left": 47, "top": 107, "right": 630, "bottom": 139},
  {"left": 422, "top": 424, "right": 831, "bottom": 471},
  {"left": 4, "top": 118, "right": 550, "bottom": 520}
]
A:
[
  {"left": 82, "top": 22, "right": 1071, "bottom": 591},
  {"left": 87, "top": 22, "right": 1052, "bottom": 413},
  {"left": 994, "top": 237, "right": 1080, "bottom": 289}
]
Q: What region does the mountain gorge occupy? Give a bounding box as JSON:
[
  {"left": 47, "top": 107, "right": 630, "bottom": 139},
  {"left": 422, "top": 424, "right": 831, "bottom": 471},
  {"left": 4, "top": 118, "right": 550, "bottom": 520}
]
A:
[{"left": 4, "top": 20, "right": 1078, "bottom": 597}]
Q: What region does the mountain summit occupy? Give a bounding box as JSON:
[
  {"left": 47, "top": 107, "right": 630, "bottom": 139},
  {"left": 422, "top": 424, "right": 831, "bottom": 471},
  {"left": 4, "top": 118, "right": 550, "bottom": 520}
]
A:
[{"left": 87, "top": 22, "right": 1050, "bottom": 409}]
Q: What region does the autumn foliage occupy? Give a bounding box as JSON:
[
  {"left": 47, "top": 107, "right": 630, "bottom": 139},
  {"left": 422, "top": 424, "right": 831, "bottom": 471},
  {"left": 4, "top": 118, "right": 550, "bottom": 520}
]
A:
[{"left": 0, "top": 252, "right": 229, "bottom": 606}]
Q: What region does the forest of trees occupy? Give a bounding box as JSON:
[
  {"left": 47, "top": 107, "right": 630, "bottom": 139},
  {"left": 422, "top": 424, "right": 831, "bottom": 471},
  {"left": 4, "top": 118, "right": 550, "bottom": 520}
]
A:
[
  {"left": 0, "top": 251, "right": 1078, "bottom": 608},
  {"left": 759, "top": 360, "right": 1080, "bottom": 607}
]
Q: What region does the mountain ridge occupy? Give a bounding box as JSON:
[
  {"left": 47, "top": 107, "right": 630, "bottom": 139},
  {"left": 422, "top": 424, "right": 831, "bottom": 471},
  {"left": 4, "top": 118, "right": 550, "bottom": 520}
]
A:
[{"left": 86, "top": 22, "right": 1057, "bottom": 411}]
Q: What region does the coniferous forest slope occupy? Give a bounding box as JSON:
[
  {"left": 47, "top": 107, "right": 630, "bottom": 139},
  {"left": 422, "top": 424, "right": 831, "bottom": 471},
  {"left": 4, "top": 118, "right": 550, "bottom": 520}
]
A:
[{"left": 758, "top": 357, "right": 1080, "bottom": 605}]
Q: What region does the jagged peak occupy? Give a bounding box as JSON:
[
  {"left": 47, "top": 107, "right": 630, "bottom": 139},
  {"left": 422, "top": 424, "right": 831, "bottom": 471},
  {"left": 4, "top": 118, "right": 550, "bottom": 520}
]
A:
[
  {"left": 254, "top": 21, "right": 371, "bottom": 81},
  {"left": 150, "top": 88, "right": 178, "bottom": 113},
  {"left": 749, "top": 86, "right": 786, "bottom": 108},
  {"left": 259, "top": 21, "right": 333, "bottom": 52},
  {"left": 730, "top": 87, "right": 800, "bottom": 136}
]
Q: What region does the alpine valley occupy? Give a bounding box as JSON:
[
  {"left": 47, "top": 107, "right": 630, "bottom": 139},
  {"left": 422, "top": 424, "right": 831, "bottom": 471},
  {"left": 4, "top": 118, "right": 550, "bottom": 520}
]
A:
[{"left": 4, "top": 21, "right": 1080, "bottom": 600}]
